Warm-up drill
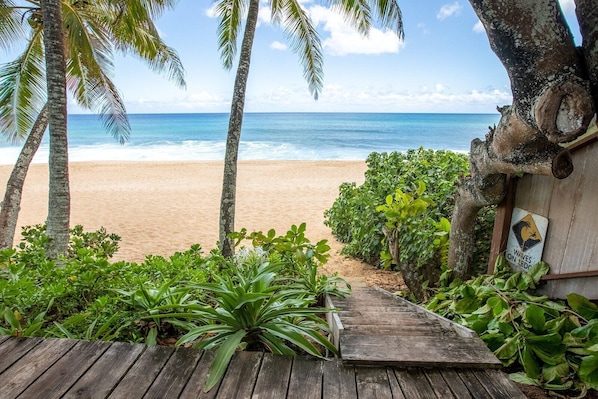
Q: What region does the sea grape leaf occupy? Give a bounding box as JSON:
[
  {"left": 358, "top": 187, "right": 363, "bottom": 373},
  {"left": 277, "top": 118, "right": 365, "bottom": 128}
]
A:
[
  {"left": 572, "top": 319, "right": 598, "bottom": 340},
  {"left": 522, "top": 346, "right": 541, "bottom": 379},
  {"left": 542, "top": 362, "right": 569, "bottom": 383},
  {"left": 579, "top": 354, "right": 598, "bottom": 389},
  {"left": 526, "top": 261, "right": 550, "bottom": 284},
  {"left": 509, "top": 372, "right": 541, "bottom": 386},
  {"left": 567, "top": 293, "right": 598, "bottom": 320},
  {"left": 525, "top": 304, "right": 546, "bottom": 334},
  {"left": 495, "top": 334, "right": 520, "bottom": 360},
  {"left": 481, "top": 333, "right": 506, "bottom": 351}
]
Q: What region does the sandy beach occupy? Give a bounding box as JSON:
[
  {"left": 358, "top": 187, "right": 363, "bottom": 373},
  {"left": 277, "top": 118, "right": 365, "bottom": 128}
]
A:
[{"left": 2, "top": 160, "right": 398, "bottom": 277}]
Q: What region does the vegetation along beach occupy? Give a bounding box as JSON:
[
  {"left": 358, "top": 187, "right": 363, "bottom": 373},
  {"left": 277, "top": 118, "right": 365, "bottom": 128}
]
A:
[{"left": 2, "top": 0, "right": 598, "bottom": 397}]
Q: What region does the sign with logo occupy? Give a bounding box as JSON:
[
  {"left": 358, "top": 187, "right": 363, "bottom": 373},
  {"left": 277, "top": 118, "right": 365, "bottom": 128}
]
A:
[{"left": 505, "top": 207, "right": 549, "bottom": 272}]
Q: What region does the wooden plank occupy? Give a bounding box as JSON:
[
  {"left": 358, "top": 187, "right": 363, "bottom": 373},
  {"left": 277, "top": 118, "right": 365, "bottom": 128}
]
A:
[
  {"left": 108, "top": 345, "right": 174, "bottom": 399},
  {"left": 482, "top": 369, "right": 527, "bottom": 399},
  {"left": 392, "top": 368, "right": 436, "bottom": 399},
  {"left": 439, "top": 369, "right": 473, "bottom": 398},
  {"left": 0, "top": 337, "right": 76, "bottom": 399},
  {"left": 340, "top": 335, "right": 501, "bottom": 368},
  {"left": 542, "top": 275, "right": 598, "bottom": 300},
  {"left": 355, "top": 365, "right": 393, "bottom": 398},
  {"left": 343, "top": 325, "right": 442, "bottom": 336},
  {"left": 17, "top": 339, "right": 110, "bottom": 399},
  {"left": 560, "top": 147, "right": 598, "bottom": 272},
  {"left": 179, "top": 350, "right": 220, "bottom": 399},
  {"left": 515, "top": 174, "right": 554, "bottom": 217},
  {"left": 216, "top": 350, "right": 263, "bottom": 399},
  {"left": 0, "top": 335, "right": 10, "bottom": 345},
  {"left": 385, "top": 368, "right": 406, "bottom": 399},
  {"left": 542, "top": 147, "right": 586, "bottom": 273},
  {"left": 424, "top": 369, "right": 456, "bottom": 398},
  {"left": 252, "top": 353, "right": 293, "bottom": 399},
  {"left": 321, "top": 359, "right": 357, "bottom": 399},
  {"left": 63, "top": 341, "right": 145, "bottom": 399},
  {"left": 0, "top": 336, "right": 43, "bottom": 374},
  {"left": 457, "top": 370, "right": 493, "bottom": 398},
  {"left": 144, "top": 346, "right": 203, "bottom": 398},
  {"left": 287, "top": 356, "right": 323, "bottom": 399}
]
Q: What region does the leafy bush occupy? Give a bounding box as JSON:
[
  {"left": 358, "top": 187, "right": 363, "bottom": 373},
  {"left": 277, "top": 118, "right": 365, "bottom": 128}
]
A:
[
  {"left": 173, "top": 257, "right": 339, "bottom": 392},
  {"left": 324, "top": 148, "right": 495, "bottom": 272},
  {"left": 0, "top": 222, "right": 346, "bottom": 376},
  {"left": 427, "top": 256, "right": 598, "bottom": 395}
]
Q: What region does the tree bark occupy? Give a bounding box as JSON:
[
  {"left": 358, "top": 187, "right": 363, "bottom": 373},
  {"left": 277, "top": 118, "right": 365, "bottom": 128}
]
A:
[
  {"left": 448, "top": 0, "right": 595, "bottom": 280},
  {"left": 0, "top": 105, "right": 48, "bottom": 250},
  {"left": 575, "top": 0, "right": 598, "bottom": 107},
  {"left": 218, "top": 0, "right": 259, "bottom": 258},
  {"left": 41, "top": 0, "right": 70, "bottom": 260}
]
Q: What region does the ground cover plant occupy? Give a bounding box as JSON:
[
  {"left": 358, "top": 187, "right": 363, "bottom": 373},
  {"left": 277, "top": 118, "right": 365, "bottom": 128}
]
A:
[
  {"left": 426, "top": 256, "right": 598, "bottom": 397},
  {"left": 324, "top": 147, "right": 495, "bottom": 275},
  {"left": 0, "top": 223, "right": 348, "bottom": 388}
]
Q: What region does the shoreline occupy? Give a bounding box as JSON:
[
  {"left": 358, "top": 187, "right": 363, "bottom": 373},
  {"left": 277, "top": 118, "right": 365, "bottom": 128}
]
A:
[{"left": 0, "top": 160, "right": 368, "bottom": 263}]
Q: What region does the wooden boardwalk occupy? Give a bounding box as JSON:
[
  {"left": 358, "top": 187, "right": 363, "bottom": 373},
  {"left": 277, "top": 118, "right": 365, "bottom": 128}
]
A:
[
  {"left": 329, "top": 286, "right": 503, "bottom": 368},
  {"left": 0, "top": 334, "right": 525, "bottom": 398}
]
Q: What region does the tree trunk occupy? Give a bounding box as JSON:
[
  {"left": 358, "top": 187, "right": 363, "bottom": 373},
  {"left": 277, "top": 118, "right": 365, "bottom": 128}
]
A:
[
  {"left": 218, "top": 0, "right": 259, "bottom": 258},
  {"left": 575, "top": 0, "right": 598, "bottom": 107},
  {"left": 383, "top": 226, "right": 440, "bottom": 301},
  {"left": 0, "top": 105, "right": 48, "bottom": 250},
  {"left": 449, "top": 0, "right": 595, "bottom": 280},
  {"left": 41, "top": 0, "right": 70, "bottom": 259}
]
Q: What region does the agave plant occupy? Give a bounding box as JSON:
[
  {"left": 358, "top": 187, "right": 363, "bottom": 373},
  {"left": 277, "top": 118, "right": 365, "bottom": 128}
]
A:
[{"left": 171, "top": 258, "right": 338, "bottom": 392}]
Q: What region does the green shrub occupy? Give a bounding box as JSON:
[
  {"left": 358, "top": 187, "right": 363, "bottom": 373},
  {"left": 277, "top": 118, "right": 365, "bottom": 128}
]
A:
[
  {"left": 426, "top": 256, "right": 598, "bottom": 395},
  {"left": 324, "top": 148, "right": 495, "bottom": 272}
]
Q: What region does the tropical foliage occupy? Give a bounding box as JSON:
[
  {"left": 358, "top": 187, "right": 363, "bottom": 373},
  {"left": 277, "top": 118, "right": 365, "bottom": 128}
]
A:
[
  {"left": 325, "top": 148, "right": 495, "bottom": 273},
  {"left": 0, "top": 223, "right": 348, "bottom": 391},
  {"left": 426, "top": 256, "right": 598, "bottom": 396}
]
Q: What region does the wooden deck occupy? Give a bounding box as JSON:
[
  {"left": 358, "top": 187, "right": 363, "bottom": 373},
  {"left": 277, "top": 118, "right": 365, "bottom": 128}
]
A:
[
  {"left": 329, "top": 286, "right": 503, "bottom": 368},
  {"left": 0, "top": 334, "right": 525, "bottom": 398}
]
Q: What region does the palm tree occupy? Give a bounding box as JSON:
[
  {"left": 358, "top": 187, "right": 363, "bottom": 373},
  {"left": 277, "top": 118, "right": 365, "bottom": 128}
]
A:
[
  {"left": 0, "top": 0, "right": 186, "bottom": 253},
  {"left": 216, "top": 0, "right": 404, "bottom": 257}
]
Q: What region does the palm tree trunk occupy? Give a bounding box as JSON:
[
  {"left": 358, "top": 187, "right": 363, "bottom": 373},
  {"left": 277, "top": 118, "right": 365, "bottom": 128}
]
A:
[
  {"left": 0, "top": 105, "right": 48, "bottom": 250},
  {"left": 41, "top": 0, "right": 70, "bottom": 259},
  {"left": 218, "top": 0, "right": 260, "bottom": 257}
]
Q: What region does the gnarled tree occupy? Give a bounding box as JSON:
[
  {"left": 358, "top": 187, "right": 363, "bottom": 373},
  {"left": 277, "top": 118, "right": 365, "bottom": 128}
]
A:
[{"left": 448, "top": 0, "right": 596, "bottom": 280}]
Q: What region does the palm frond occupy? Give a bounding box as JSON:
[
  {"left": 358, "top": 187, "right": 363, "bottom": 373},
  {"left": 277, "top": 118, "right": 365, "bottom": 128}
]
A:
[
  {"left": 99, "top": 1, "right": 186, "bottom": 88},
  {"left": 0, "top": 30, "right": 46, "bottom": 143},
  {"left": 372, "top": 0, "right": 403, "bottom": 38},
  {"left": 278, "top": 0, "right": 324, "bottom": 100},
  {"left": 330, "top": 0, "right": 372, "bottom": 36},
  {"left": 0, "top": 0, "right": 27, "bottom": 50},
  {"left": 215, "top": 0, "right": 246, "bottom": 70}
]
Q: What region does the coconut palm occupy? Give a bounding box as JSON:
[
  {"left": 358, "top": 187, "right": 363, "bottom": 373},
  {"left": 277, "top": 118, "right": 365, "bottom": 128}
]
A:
[
  {"left": 216, "top": 0, "right": 404, "bottom": 257},
  {"left": 0, "top": 0, "right": 186, "bottom": 254}
]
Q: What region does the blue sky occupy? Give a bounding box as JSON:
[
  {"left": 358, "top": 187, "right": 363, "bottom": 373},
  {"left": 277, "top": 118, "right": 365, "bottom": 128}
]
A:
[{"left": 6, "top": 0, "right": 581, "bottom": 114}]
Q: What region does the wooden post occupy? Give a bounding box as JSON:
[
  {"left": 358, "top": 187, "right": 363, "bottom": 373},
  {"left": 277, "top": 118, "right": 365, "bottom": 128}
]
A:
[{"left": 487, "top": 176, "right": 517, "bottom": 274}]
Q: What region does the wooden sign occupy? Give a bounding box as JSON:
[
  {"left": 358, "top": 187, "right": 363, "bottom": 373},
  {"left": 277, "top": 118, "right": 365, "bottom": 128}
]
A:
[{"left": 505, "top": 207, "right": 549, "bottom": 272}]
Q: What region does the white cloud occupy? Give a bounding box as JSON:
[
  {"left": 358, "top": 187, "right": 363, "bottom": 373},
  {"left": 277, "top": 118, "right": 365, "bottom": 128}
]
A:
[
  {"left": 435, "top": 83, "right": 447, "bottom": 92},
  {"left": 270, "top": 41, "right": 288, "bottom": 51},
  {"left": 309, "top": 5, "right": 405, "bottom": 56},
  {"left": 473, "top": 20, "right": 485, "bottom": 34},
  {"left": 417, "top": 23, "right": 431, "bottom": 35},
  {"left": 437, "top": 2, "right": 463, "bottom": 20},
  {"left": 558, "top": 0, "right": 575, "bottom": 13}
]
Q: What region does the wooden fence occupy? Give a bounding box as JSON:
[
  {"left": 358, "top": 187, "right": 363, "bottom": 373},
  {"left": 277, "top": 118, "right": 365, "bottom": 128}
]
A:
[{"left": 489, "top": 126, "right": 598, "bottom": 299}]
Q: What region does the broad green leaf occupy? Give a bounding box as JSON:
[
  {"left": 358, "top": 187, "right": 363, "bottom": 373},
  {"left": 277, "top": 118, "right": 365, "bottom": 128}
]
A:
[
  {"left": 567, "top": 293, "right": 598, "bottom": 320},
  {"left": 525, "top": 304, "right": 546, "bottom": 334},
  {"left": 579, "top": 355, "right": 598, "bottom": 389},
  {"left": 509, "top": 372, "right": 541, "bottom": 386},
  {"left": 526, "top": 262, "right": 550, "bottom": 284},
  {"left": 495, "top": 334, "right": 519, "bottom": 360},
  {"left": 146, "top": 326, "right": 157, "bottom": 346},
  {"left": 542, "top": 362, "right": 569, "bottom": 383},
  {"left": 522, "top": 346, "right": 541, "bottom": 379}
]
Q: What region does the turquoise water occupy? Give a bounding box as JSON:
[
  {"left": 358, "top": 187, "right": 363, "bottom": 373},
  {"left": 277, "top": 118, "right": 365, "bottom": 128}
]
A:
[{"left": 0, "top": 113, "right": 500, "bottom": 164}]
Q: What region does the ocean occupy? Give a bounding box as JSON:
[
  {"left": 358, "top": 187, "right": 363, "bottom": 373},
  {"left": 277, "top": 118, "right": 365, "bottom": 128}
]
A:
[{"left": 0, "top": 113, "right": 501, "bottom": 165}]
